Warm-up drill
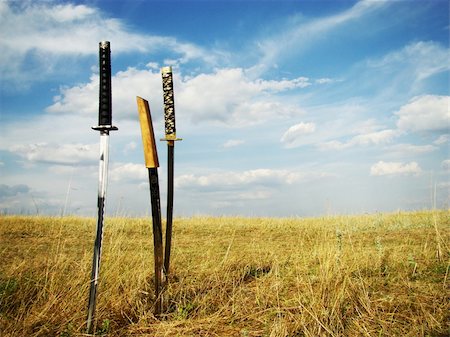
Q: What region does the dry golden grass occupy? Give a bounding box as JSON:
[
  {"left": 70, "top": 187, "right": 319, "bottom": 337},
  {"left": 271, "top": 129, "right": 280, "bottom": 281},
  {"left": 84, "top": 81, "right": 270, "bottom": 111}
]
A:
[{"left": 0, "top": 211, "right": 449, "bottom": 336}]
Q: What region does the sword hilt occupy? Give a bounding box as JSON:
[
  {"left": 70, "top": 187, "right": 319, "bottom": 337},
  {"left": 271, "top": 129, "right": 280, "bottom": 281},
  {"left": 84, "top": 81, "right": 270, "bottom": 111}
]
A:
[
  {"left": 93, "top": 41, "right": 117, "bottom": 132},
  {"left": 161, "top": 66, "right": 181, "bottom": 144}
]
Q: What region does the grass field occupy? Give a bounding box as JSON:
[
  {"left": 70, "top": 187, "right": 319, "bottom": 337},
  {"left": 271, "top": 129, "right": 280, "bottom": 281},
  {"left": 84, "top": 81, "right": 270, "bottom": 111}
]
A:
[{"left": 0, "top": 210, "right": 449, "bottom": 336}]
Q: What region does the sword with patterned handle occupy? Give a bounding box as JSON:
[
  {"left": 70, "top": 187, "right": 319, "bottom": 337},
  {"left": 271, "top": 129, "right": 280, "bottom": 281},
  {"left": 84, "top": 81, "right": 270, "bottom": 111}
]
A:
[
  {"left": 87, "top": 41, "right": 118, "bottom": 334},
  {"left": 160, "top": 66, "right": 181, "bottom": 277},
  {"left": 136, "top": 96, "right": 164, "bottom": 315}
]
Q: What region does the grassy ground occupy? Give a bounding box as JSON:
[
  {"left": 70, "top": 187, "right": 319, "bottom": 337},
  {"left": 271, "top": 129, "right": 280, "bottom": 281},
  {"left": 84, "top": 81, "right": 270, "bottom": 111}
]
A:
[{"left": 0, "top": 210, "right": 449, "bottom": 336}]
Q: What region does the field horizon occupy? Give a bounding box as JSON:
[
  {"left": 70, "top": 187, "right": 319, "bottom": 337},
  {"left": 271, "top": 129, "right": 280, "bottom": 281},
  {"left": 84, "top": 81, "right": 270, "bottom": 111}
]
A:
[{"left": 1, "top": 210, "right": 449, "bottom": 336}]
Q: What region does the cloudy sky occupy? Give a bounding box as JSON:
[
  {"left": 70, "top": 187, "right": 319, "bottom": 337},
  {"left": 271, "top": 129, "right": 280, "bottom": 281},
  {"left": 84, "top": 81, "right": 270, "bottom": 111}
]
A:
[{"left": 0, "top": 0, "right": 448, "bottom": 217}]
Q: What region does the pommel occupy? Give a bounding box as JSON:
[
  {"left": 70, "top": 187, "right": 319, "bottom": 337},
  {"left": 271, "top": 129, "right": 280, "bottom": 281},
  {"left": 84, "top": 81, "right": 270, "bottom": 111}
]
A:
[
  {"left": 161, "top": 66, "right": 172, "bottom": 74},
  {"left": 99, "top": 41, "right": 110, "bottom": 49},
  {"left": 136, "top": 97, "right": 159, "bottom": 168}
]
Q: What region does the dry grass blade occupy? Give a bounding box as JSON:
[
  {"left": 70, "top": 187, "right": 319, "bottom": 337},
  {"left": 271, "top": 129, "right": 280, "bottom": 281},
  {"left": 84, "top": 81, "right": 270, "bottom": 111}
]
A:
[{"left": 0, "top": 211, "right": 449, "bottom": 336}]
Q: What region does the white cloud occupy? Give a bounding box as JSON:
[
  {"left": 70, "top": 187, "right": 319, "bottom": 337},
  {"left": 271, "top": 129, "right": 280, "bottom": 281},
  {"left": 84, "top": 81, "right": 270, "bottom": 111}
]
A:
[
  {"left": 351, "top": 129, "right": 399, "bottom": 146},
  {"left": 110, "top": 163, "right": 147, "bottom": 182},
  {"left": 223, "top": 139, "right": 245, "bottom": 148},
  {"left": 179, "top": 68, "right": 307, "bottom": 125},
  {"left": 434, "top": 135, "right": 449, "bottom": 145},
  {"left": 175, "top": 169, "right": 305, "bottom": 190},
  {"left": 387, "top": 143, "right": 437, "bottom": 155},
  {"left": 442, "top": 160, "right": 450, "bottom": 171},
  {"left": 318, "top": 129, "right": 399, "bottom": 151},
  {"left": 10, "top": 142, "right": 98, "bottom": 165},
  {"left": 368, "top": 42, "right": 450, "bottom": 85},
  {"left": 47, "top": 66, "right": 308, "bottom": 126},
  {"left": 256, "top": 0, "right": 388, "bottom": 74},
  {"left": 0, "top": 1, "right": 217, "bottom": 85},
  {"left": 175, "top": 169, "right": 335, "bottom": 197},
  {"left": 396, "top": 95, "right": 450, "bottom": 132},
  {"left": 47, "top": 67, "right": 163, "bottom": 122},
  {"left": 315, "top": 78, "right": 334, "bottom": 84},
  {"left": 370, "top": 161, "right": 421, "bottom": 176},
  {"left": 280, "top": 122, "right": 316, "bottom": 148}
]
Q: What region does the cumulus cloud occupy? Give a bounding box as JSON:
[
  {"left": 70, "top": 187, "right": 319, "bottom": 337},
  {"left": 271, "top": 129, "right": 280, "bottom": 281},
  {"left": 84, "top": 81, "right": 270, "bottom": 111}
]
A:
[
  {"left": 0, "top": 1, "right": 217, "bottom": 86},
  {"left": 175, "top": 169, "right": 334, "bottom": 195},
  {"left": 351, "top": 129, "right": 399, "bottom": 146},
  {"left": 179, "top": 68, "right": 307, "bottom": 125},
  {"left": 47, "top": 66, "right": 308, "bottom": 126},
  {"left": 10, "top": 143, "right": 98, "bottom": 165},
  {"left": 110, "top": 163, "right": 147, "bottom": 182},
  {"left": 319, "top": 129, "right": 399, "bottom": 151},
  {"left": 175, "top": 169, "right": 305, "bottom": 190},
  {"left": 315, "top": 78, "right": 335, "bottom": 84},
  {"left": 280, "top": 122, "right": 316, "bottom": 147},
  {"left": 47, "top": 67, "right": 163, "bottom": 121},
  {"left": 396, "top": 95, "right": 450, "bottom": 132},
  {"left": 370, "top": 161, "right": 421, "bottom": 176}
]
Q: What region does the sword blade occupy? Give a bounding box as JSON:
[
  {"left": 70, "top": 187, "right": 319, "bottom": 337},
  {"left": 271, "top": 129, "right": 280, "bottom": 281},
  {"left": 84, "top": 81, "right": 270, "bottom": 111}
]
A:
[
  {"left": 87, "top": 131, "right": 110, "bottom": 334},
  {"left": 160, "top": 66, "right": 181, "bottom": 277},
  {"left": 148, "top": 167, "right": 164, "bottom": 315},
  {"left": 164, "top": 144, "right": 174, "bottom": 275},
  {"left": 87, "top": 41, "right": 117, "bottom": 334}
]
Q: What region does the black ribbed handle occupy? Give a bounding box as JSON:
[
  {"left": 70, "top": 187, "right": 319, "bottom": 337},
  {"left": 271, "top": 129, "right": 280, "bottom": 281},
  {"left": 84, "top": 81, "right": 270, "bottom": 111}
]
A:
[
  {"left": 98, "top": 41, "right": 112, "bottom": 126},
  {"left": 161, "top": 66, "right": 176, "bottom": 138}
]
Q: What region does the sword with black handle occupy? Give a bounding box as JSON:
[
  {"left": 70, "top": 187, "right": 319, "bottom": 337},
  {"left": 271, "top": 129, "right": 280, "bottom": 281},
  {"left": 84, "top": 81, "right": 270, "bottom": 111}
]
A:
[
  {"left": 160, "top": 66, "right": 181, "bottom": 277},
  {"left": 136, "top": 96, "right": 164, "bottom": 316},
  {"left": 87, "top": 41, "right": 118, "bottom": 334}
]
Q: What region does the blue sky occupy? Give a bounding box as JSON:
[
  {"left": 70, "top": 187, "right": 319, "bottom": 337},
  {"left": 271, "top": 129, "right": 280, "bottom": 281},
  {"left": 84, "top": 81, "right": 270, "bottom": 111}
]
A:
[{"left": 0, "top": 0, "right": 448, "bottom": 217}]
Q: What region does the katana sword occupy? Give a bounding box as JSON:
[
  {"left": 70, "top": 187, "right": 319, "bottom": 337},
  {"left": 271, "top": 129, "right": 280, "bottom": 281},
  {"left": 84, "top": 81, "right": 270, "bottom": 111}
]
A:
[
  {"left": 87, "top": 41, "right": 118, "bottom": 334},
  {"left": 136, "top": 96, "right": 164, "bottom": 316},
  {"left": 161, "top": 66, "right": 181, "bottom": 277}
]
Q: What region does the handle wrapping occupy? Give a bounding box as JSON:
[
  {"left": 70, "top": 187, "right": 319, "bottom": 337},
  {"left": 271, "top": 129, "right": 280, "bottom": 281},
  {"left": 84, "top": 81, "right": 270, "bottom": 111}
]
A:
[
  {"left": 161, "top": 66, "right": 176, "bottom": 139},
  {"left": 99, "top": 41, "right": 112, "bottom": 126}
]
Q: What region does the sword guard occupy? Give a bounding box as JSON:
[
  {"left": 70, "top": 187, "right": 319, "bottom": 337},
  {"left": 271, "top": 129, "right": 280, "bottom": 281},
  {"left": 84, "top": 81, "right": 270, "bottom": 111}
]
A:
[
  {"left": 160, "top": 137, "right": 182, "bottom": 147},
  {"left": 160, "top": 137, "right": 182, "bottom": 141},
  {"left": 92, "top": 125, "right": 118, "bottom": 132}
]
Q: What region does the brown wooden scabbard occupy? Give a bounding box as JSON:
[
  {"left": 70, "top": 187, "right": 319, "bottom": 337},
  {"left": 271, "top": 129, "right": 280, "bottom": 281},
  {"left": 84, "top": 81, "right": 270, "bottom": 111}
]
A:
[
  {"left": 137, "top": 97, "right": 159, "bottom": 168},
  {"left": 136, "top": 96, "right": 164, "bottom": 315}
]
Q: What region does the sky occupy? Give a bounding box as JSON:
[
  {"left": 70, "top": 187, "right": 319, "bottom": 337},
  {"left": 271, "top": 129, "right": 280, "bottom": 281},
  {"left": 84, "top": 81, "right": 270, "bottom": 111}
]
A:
[{"left": 0, "top": 0, "right": 449, "bottom": 217}]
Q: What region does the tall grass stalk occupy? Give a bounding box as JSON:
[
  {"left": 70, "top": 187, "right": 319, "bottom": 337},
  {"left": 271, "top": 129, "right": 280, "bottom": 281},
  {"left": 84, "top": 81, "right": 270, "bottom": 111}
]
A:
[{"left": 0, "top": 211, "right": 448, "bottom": 336}]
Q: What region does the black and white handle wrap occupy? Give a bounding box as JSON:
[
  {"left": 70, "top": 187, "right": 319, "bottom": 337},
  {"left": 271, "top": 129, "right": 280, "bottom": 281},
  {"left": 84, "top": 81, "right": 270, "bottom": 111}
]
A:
[
  {"left": 98, "top": 41, "right": 112, "bottom": 127},
  {"left": 161, "top": 66, "right": 176, "bottom": 139}
]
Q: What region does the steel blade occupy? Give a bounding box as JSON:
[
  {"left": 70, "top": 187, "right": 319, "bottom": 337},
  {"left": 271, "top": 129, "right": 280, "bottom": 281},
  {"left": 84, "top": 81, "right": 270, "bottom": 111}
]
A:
[
  {"left": 87, "top": 41, "right": 117, "bottom": 335},
  {"left": 87, "top": 131, "right": 110, "bottom": 334},
  {"left": 160, "top": 67, "right": 181, "bottom": 277},
  {"left": 148, "top": 167, "right": 164, "bottom": 315},
  {"left": 164, "top": 145, "right": 174, "bottom": 275}
]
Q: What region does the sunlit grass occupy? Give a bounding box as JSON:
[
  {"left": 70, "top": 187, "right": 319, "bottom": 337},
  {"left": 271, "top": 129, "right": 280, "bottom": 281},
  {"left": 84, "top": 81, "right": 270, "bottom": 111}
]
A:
[{"left": 1, "top": 211, "right": 449, "bottom": 336}]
